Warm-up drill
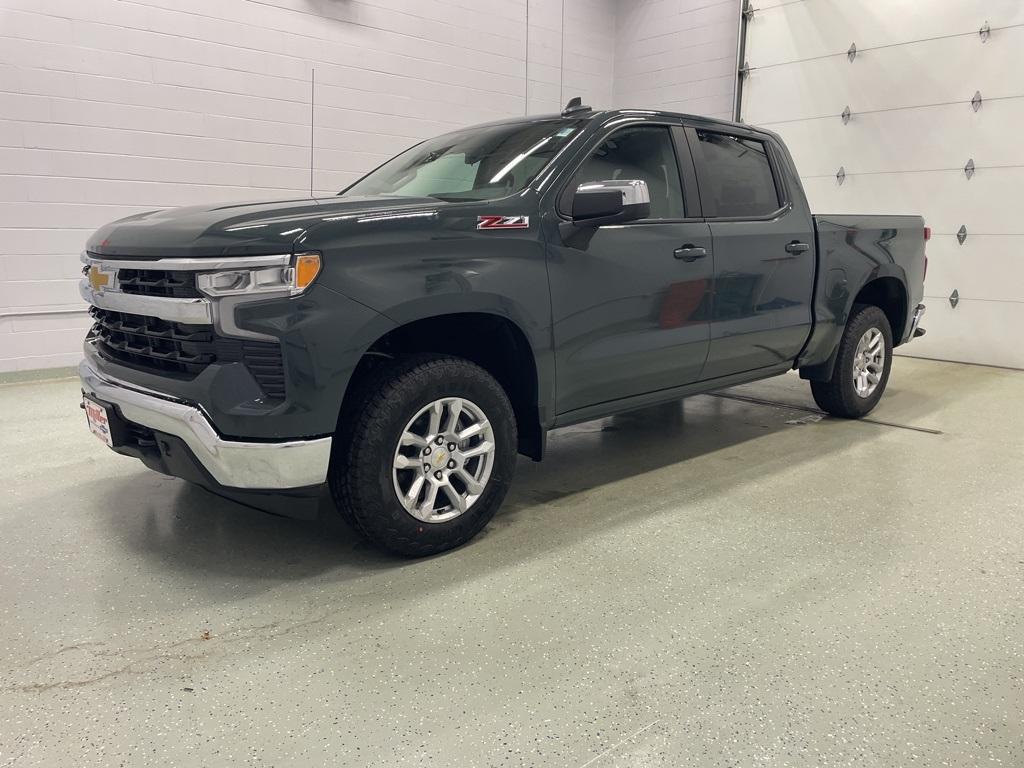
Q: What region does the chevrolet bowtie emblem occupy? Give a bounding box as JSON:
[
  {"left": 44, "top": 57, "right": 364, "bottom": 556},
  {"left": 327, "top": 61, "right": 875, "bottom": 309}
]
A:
[{"left": 88, "top": 265, "right": 112, "bottom": 292}]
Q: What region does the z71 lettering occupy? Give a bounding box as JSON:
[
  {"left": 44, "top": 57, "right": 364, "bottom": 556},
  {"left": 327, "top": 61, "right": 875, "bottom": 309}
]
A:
[{"left": 477, "top": 215, "right": 529, "bottom": 230}]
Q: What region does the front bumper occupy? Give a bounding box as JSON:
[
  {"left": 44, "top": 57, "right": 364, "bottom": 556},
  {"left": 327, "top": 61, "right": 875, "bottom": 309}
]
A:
[{"left": 79, "top": 358, "right": 332, "bottom": 490}]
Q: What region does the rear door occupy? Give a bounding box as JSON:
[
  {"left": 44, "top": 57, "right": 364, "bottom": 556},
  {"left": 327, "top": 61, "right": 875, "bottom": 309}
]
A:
[
  {"left": 547, "top": 121, "right": 713, "bottom": 416},
  {"left": 685, "top": 126, "right": 815, "bottom": 379}
]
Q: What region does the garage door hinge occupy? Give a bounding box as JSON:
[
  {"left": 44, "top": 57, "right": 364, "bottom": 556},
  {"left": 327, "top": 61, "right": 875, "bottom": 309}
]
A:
[
  {"left": 847, "top": 43, "right": 857, "bottom": 62},
  {"left": 742, "top": 1, "right": 755, "bottom": 22},
  {"left": 949, "top": 289, "right": 960, "bottom": 309},
  {"left": 841, "top": 106, "right": 851, "bottom": 124},
  {"left": 739, "top": 61, "right": 751, "bottom": 79},
  {"left": 836, "top": 166, "right": 846, "bottom": 185},
  {"left": 971, "top": 90, "right": 983, "bottom": 112},
  {"left": 957, "top": 225, "right": 968, "bottom": 245},
  {"left": 964, "top": 158, "right": 975, "bottom": 179},
  {"left": 979, "top": 21, "right": 990, "bottom": 43}
]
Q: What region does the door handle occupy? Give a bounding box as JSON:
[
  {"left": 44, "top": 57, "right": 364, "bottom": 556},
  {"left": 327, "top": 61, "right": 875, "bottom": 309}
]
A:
[
  {"left": 785, "top": 241, "right": 810, "bottom": 254},
  {"left": 674, "top": 245, "right": 707, "bottom": 262}
]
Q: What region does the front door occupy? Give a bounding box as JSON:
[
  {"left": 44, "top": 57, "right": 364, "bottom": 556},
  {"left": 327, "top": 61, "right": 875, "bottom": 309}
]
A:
[{"left": 547, "top": 123, "right": 713, "bottom": 416}]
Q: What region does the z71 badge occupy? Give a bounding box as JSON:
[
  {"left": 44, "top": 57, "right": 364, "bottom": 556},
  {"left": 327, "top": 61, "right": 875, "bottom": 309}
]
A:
[{"left": 477, "top": 215, "right": 529, "bottom": 230}]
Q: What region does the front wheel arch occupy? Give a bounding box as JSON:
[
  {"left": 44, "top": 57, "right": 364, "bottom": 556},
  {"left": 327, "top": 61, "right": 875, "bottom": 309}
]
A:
[{"left": 337, "top": 312, "right": 545, "bottom": 461}]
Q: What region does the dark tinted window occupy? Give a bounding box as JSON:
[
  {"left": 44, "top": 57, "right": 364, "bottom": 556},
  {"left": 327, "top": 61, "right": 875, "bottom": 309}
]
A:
[
  {"left": 695, "top": 131, "right": 780, "bottom": 217},
  {"left": 571, "top": 125, "right": 684, "bottom": 219}
]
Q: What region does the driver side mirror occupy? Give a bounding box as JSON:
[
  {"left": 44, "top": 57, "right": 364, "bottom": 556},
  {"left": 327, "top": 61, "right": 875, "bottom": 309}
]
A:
[{"left": 570, "top": 179, "right": 651, "bottom": 227}]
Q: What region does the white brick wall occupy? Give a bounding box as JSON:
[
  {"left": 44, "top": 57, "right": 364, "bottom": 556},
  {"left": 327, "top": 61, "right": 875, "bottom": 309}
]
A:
[
  {"left": 614, "top": 0, "right": 739, "bottom": 120},
  {"left": 0, "top": 0, "right": 738, "bottom": 371}
]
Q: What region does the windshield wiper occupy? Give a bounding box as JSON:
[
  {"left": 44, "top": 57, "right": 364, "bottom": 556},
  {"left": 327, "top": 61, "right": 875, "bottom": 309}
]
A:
[{"left": 426, "top": 194, "right": 478, "bottom": 202}]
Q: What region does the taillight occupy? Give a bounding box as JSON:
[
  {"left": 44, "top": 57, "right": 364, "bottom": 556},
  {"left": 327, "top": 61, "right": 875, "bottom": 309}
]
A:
[{"left": 923, "top": 226, "right": 931, "bottom": 241}]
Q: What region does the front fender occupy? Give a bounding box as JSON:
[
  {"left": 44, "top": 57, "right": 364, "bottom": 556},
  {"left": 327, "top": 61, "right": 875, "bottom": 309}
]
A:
[{"left": 303, "top": 204, "right": 556, "bottom": 426}]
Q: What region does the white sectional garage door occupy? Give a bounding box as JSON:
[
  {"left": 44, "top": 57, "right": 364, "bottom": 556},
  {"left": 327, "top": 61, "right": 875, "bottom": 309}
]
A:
[{"left": 740, "top": 0, "right": 1024, "bottom": 369}]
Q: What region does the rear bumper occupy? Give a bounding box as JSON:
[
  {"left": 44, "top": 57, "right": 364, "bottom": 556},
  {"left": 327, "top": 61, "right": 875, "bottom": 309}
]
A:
[
  {"left": 908, "top": 303, "right": 926, "bottom": 340},
  {"left": 79, "top": 358, "right": 332, "bottom": 490}
]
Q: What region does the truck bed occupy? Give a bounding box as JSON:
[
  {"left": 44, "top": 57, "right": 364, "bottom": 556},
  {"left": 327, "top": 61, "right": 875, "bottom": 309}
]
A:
[{"left": 798, "top": 213, "right": 927, "bottom": 372}]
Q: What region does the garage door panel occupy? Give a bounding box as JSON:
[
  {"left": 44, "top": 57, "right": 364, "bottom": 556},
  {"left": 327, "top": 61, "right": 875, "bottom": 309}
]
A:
[
  {"left": 748, "top": 0, "right": 1024, "bottom": 69},
  {"left": 803, "top": 167, "right": 1024, "bottom": 235},
  {"left": 922, "top": 235, "right": 1024, "bottom": 303},
  {"left": 896, "top": 298, "right": 1024, "bottom": 369},
  {"left": 743, "top": 26, "right": 1024, "bottom": 124},
  {"left": 770, "top": 99, "right": 1024, "bottom": 178},
  {"left": 744, "top": 1, "right": 1022, "bottom": 368}
]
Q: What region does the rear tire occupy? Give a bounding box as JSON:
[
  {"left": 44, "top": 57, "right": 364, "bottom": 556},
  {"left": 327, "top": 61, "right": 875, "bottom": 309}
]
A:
[
  {"left": 810, "top": 304, "right": 893, "bottom": 419},
  {"left": 330, "top": 355, "right": 517, "bottom": 557}
]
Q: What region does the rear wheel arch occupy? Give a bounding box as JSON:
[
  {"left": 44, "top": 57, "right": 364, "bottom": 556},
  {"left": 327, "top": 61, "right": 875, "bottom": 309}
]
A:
[
  {"left": 339, "top": 312, "right": 545, "bottom": 461},
  {"left": 852, "top": 276, "right": 908, "bottom": 346},
  {"left": 800, "top": 274, "right": 908, "bottom": 382}
]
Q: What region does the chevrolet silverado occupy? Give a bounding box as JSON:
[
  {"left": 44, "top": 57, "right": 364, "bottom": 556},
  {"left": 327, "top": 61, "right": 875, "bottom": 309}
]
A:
[{"left": 78, "top": 100, "right": 928, "bottom": 555}]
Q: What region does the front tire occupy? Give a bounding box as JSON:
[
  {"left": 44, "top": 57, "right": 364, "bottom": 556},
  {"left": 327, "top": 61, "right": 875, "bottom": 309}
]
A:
[
  {"left": 810, "top": 303, "right": 893, "bottom": 419},
  {"left": 330, "top": 355, "right": 517, "bottom": 557}
]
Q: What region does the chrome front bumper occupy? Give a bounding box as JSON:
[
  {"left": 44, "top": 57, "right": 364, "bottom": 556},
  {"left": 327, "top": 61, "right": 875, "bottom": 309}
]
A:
[{"left": 78, "top": 359, "right": 331, "bottom": 489}]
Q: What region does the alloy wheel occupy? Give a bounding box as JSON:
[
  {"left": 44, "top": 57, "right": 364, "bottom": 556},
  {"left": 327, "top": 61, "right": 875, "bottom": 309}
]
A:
[
  {"left": 391, "top": 397, "right": 496, "bottom": 523},
  {"left": 852, "top": 327, "right": 885, "bottom": 398}
]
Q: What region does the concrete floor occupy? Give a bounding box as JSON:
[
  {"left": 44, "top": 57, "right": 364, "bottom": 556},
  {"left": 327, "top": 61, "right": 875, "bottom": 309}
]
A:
[{"left": 1, "top": 357, "right": 1022, "bottom": 767}]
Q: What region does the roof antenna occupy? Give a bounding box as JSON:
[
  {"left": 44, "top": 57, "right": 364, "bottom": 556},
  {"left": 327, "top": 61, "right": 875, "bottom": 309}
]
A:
[{"left": 562, "top": 96, "right": 591, "bottom": 116}]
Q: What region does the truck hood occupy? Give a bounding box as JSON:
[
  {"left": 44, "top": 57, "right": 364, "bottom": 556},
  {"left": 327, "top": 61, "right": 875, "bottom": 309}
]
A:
[{"left": 85, "top": 195, "right": 444, "bottom": 258}]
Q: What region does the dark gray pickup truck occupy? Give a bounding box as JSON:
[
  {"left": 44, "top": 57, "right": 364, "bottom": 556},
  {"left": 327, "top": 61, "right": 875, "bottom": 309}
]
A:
[{"left": 79, "top": 100, "right": 927, "bottom": 555}]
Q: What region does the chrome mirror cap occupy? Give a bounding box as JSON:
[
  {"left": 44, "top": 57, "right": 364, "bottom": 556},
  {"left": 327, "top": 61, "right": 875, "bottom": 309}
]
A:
[
  {"left": 569, "top": 179, "right": 651, "bottom": 229},
  {"left": 576, "top": 179, "right": 651, "bottom": 206}
]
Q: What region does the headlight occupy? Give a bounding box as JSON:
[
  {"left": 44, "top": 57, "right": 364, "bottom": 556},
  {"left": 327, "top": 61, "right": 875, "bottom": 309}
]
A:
[{"left": 196, "top": 252, "right": 321, "bottom": 298}]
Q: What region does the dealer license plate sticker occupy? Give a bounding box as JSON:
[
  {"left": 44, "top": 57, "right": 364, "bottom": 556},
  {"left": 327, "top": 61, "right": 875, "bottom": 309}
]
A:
[{"left": 83, "top": 397, "right": 113, "bottom": 447}]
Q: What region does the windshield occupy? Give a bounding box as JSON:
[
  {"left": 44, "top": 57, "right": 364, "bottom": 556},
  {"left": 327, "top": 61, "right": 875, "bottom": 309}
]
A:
[{"left": 340, "top": 118, "right": 586, "bottom": 202}]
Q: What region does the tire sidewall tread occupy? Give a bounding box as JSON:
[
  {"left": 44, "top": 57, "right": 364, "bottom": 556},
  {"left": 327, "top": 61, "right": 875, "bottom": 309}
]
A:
[{"left": 811, "top": 304, "right": 893, "bottom": 419}]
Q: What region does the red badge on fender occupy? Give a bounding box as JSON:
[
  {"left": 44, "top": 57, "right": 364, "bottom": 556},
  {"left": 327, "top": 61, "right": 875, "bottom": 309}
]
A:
[{"left": 477, "top": 215, "right": 529, "bottom": 230}]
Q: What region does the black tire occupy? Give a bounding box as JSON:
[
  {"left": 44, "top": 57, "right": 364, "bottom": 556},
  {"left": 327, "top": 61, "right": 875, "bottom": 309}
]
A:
[
  {"left": 810, "top": 303, "right": 893, "bottom": 419},
  {"left": 329, "top": 355, "right": 517, "bottom": 557}
]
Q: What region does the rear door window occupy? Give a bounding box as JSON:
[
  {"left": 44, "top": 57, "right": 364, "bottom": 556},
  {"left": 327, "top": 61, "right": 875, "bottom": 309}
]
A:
[{"left": 693, "top": 130, "right": 781, "bottom": 218}]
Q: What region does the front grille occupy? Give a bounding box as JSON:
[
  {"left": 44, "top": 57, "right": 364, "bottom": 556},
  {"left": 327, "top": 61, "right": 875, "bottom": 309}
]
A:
[
  {"left": 81, "top": 261, "right": 202, "bottom": 298},
  {"left": 89, "top": 308, "right": 286, "bottom": 399},
  {"left": 118, "top": 268, "right": 201, "bottom": 298}
]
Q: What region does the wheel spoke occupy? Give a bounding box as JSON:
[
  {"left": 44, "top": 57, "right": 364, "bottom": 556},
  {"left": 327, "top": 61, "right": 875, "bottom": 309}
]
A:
[
  {"left": 415, "top": 481, "right": 439, "bottom": 520},
  {"left": 443, "top": 398, "right": 463, "bottom": 434},
  {"left": 394, "top": 454, "right": 419, "bottom": 470},
  {"left": 402, "top": 475, "right": 425, "bottom": 511},
  {"left": 460, "top": 440, "right": 494, "bottom": 460},
  {"left": 440, "top": 481, "right": 467, "bottom": 513},
  {"left": 457, "top": 419, "right": 489, "bottom": 441},
  {"left": 400, "top": 431, "right": 428, "bottom": 449},
  {"left": 456, "top": 468, "right": 484, "bottom": 495},
  {"left": 427, "top": 400, "right": 443, "bottom": 437}
]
